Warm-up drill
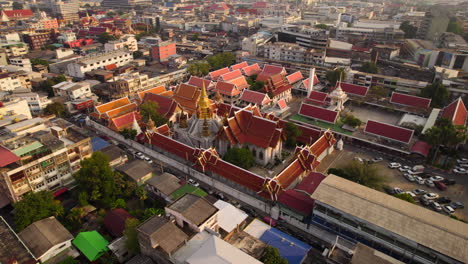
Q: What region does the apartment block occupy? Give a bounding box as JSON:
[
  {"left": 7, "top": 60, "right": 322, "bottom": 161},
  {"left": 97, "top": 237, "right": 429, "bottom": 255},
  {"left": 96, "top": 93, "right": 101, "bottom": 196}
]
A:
[
  {"left": 0, "top": 118, "right": 92, "bottom": 205},
  {"left": 10, "top": 92, "right": 52, "bottom": 115},
  {"left": 67, "top": 50, "right": 134, "bottom": 78},
  {"left": 104, "top": 35, "right": 138, "bottom": 52},
  {"left": 150, "top": 41, "right": 176, "bottom": 62},
  {"left": 107, "top": 71, "right": 153, "bottom": 99}
]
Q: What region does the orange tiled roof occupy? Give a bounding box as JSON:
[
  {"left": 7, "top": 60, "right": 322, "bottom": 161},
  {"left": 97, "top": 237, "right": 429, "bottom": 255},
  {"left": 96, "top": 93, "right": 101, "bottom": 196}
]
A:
[
  {"left": 95, "top": 97, "right": 131, "bottom": 115},
  {"left": 137, "top": 86, "right": 167, "bottom": 100},
  {"left": 172, "top": 83, "right": 201, "bottom": 113},
  {"left": 105, "top": 102, "right": 137, "bottom": 119}
]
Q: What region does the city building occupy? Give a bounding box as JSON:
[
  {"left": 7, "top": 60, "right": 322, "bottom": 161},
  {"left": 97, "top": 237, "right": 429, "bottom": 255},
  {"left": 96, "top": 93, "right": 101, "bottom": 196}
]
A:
[
  {"left": 50, "top": 0, "right": 80, "bottom": 23},
  {"left": 417, "top": 10, "right": 450, "bottom": 41},
  {"left": 52, "top": 81, "right": 94, "bottom": 101},
  {"left": 348, "top": 69, "right": 428, "bottom": 94},
  {"left": 241, "top": 31, "right": 273, "bottom": 56},
  {"left": 23, "top": 32, "right": 57, "bottom": 50},
  {"left": 0, "top": 118, "right": 92, "bottom": 205},
  {"left": 107, "top": 71, "right": 152, "bottom": 99},
  {"left": 0, "top": 71, "right": 22, "bottom": 91},
  {"left": 0, "top": 216, "right": 36, "bottom": 264},
  {"left": 0, "top": 9, "right": 34, "bottom": 21},
  {"left": 10, "top": 92, "right": 52, "bottom": 115},
  {"left": 19, "top": 216, "right": 75, "bottom": 264},
  {"left": 311, "top": 175, "right": 468, "bottom": 264},
  {"left": 150, "top": 41, "right": 177, "bottom": 62},
  {"left": 67, "top": 50, "right": 134, "bottom": 78},
  {"left": 263, "top": 42, "right": 324, "bottom": 64},
  {"left": 277, "top": 25, "right": 329, "bottom": 50},
  {"left": 0, "top": 98, "right": 33, "bottom": 126},
  {"left": 104, "top": 34, "right": 138, "bottom": 52},
  {"left": 8, "top": 57, "right": 32, "bottom": 72},
  {"left": 101, "top": 0, "right": 152, "bottom": 9},
  {"left": 0, "top": 42, "right": 29, "bottom": 57}
]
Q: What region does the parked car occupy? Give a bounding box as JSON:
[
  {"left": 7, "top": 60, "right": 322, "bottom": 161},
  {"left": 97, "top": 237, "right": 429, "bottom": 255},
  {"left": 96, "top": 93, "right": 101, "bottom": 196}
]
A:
[
  {"left": 414, "top": 176, "right": 425, "bottom": 185},
  {"left": 188, "top": 179, "right": 200, "bottom": 187},
  {"left": 443, "top": 205, "right": 455, "bottom": 214},
  {"left": 434, "top": 181, "right": 447, "bottom": 191},
  {"left": 431, "top": 202, "right": 443, "bottom": 212},
  {"left": 412, "top": 165, "right": 425, "bottom": 173},
  {"left": 456, "top": 158, "right": 468, "bottom": 164},
  {"left": 423, "top": 193, "right": 439, "bottom": 200},
  {"left": 413, "top": 189, "right": 426, "bottom": 195},
  {"left": 442, "top": 179, "right": 456, "bottom": 185},
  {"left": 393, "top": 187, "right": 403, "bottom": 194},
  {"left": 453, "top": 168, "right": 467, "bottom": 174},
  {"left": 425, "top": 180, "right": 435, "bottom": 188},
  {"left": 143, "top": 157, "right": 153, "bottom": 164},
  {"left": 404, "top": 191, "right": 416, "bottom": 198},
  {"left": 398, "top": 166, "right": 409, "bottom": 172},
  {"left": 388, "top": 162, "right": 401, "bottom": 169},
  {"left": 450, "top": 201, "right": 464, "bottom": 209},
  {"left": 436, "top": 197, "right": 452, "bottom": 204},
  {"left": 429, "top": 176, "right": 444, "bottom": 182},
  {"left": 372, "top": 157, "right": 383, "bottom": 163},
  {"left": 421, "top": 197, "right": 431, "bottom": 206},
  {"left": 403, "top": 173, "right": 415, "bottom": 182}
]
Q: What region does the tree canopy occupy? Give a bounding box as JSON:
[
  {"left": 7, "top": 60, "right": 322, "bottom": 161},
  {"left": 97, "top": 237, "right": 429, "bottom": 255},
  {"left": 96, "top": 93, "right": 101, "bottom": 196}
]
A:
[
  {"left": 139, "top": 101, "right": 167, "bottom": 127},
  {"left": 187, "top": 62, "right": 210, "bottom": 76},
  {"left": 341, "top": 114, "right": 362, "bottom": 128},
  {"left": 31, "top": 58, "right": 49, "bottom": 67},
  {"left": 247, "top": 75, "right": 264, "bottom": 91},
  {"left": 14, "top": 191, "right": 64, "bottom": 231},
  {"left": 326, "top": 68, "right": 346, "bottom": 86},
  {"left": 423, "top": 118, "right": 467, "bottom": 151},
  {"left": 261, "top": 246, "right": 288, "bottom": 264},
  {"left": 40, "top": 75, "right": 67, "bottom": 96},
  {"left": 44, "top": 102, "right": 67, "bottom": 117},
  {"left": 98, "top": 32, "right": 118, "bottom": 44},
  {"left": 223, "top": 148, "right": 255, "bottom": 169},
  {"left": 12, "top": 2, "right": 23, "bottom": 10},
  {"left": 124, "top": 218, "right": 141, "bottom": 255},
  {"left": 328, "top": 161, "right": 387, "bottom": 190},
  {"left": 447, "top": 19, "right": 464, "bottom": 35},
  {"left": 360, "top": 62, "right": 378, "bottom": 74},
  {"left": 314, "top": 24, "right": 329, "bottom": 30},
  {"left": 206, "top": 52, "right": 235, "bottom": 70},
  {"left": 133, "top": 50, "right": 143, "bottom": 59},
  {"left": 120, "top": 128, "right": 137, "bottom": 139},
  {"left": 399, "top": 21, "right": 417, "bottom": 38},
  {"left": 285, "top": 122, "right": 302, "bottom": 148},
  {"left": 420, "top": 82, "right": 449, "bottom": 108},
  {"left": 369, "top": 85, "right": 389, "bottom": 98}
]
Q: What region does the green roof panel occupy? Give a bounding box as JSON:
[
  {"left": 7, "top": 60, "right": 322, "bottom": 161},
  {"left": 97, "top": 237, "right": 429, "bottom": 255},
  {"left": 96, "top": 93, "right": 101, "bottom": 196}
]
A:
[
  {"left": 170, "top": 184, "right": 207, "bottom": 200},
  {"left": 12, "top": 142, "right": 44, "bottom": 157},
  {"left": 72, "top": 231, "right": 109, "bottom": 261}
]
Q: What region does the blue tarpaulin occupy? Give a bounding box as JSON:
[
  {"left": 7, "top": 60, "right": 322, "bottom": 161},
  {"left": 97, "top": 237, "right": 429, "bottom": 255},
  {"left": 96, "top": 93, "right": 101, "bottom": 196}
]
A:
[
  {"left": 91, "top": 137, "right": 110, "bottom": 152},
  {"left": 259, "top": 228, "right": 312, "bottom": 264}
]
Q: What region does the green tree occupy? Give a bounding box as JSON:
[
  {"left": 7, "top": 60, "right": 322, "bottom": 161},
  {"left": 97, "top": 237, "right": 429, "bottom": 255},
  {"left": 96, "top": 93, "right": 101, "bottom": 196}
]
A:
[
  {"left": 12, "top": 2, "right": 23, "bottom": 9},
  {"left": 98, "top": 32, "right": 118, "bottom": 44},
  {"left": 447, "top": 19, "right": 464, "bottom": 35},
  {"left": 133, "top": 50, "right": 143, "bottom": 59},
  {"left": 247, "top": 75, "right": 264, "bottom": 91},
  {"left": 44, "top": 102, "right": 67, "bottom": 117},
  {"left": 191, "top": 33, "right": 199, "bottom": 41},
  {"left": 314, "top": 23, "right": 329, "bottom": 30},
  {"left": 112, "top": 198, "right": 127, "bottom": 209},
  {"left": 74, "top": 152, "right": 117, "bottom": 208},
  {"left": 420, "top": 82, "right": 449, "bottom": 108},
  {"left": 120, "top": 128, "right": 137, "bottom": 139},
  {"left": 261, "top": 246, "right": 288, "bottom": 264},
  {"left": 114, "top": 172, "right": 136, "bottom": 199},
  {"left": 84, "top": 3, "right": 91, "bottom": 7},
  {"left": 360, "top": 62, "right": 378, "bottom": 74},
  {"left": 66, "top": 207, "right": 84, "bottom": 231},
  {"left": 394, "top": 193, "right": 415, "bottom": 203},
  {"left": 187, "top": 62, "right": 210, "bottom": 76},
  {"left": 31, "top": 58, "right": 49, "bottom": 67},
  {"left": 58, "top": 256, "right": 79, "bottom": 264},
  {"left": 326, "top": 68, "right": 346, "bottom": 86},
  {"left": 369, "top": 85, "right": 389, "bottom": 98},
  {"left": 78, "top": 191, "right": 89, "bottom": 206},
  {"left": 139, "top": 101, "right": 167, "bottom": 126},
  {"left": 328, "top": 161, "right": 387, "bottom": 190},
  {"left": 399, "top": 21, "right": 417, "bottom": 38},
  {"left": 135, "top": 186, "right": 147, "bottom": 207},
  {"left": 14, "top": 191, "right": 64, "bottom": 231},
  {"left": 423, "top": 118, "right": 467, "bottom": 161},
  {"left": 142, "top": 208, "right": 164, "bottom": 221},
  {"left": 206, "top": 52, "right": 235, "bottom": 70},
  {"left": 223, "top": 148, "right": 255, "bottom": 169},
  {"left": 124, "top": 218, "right": 141, "bottom": 254},
  {"left": 341, "top": 114, "right": 362, "bottom": 128},
  {"left": 285, "top": 122, "right": 302, "bottom": 148}
]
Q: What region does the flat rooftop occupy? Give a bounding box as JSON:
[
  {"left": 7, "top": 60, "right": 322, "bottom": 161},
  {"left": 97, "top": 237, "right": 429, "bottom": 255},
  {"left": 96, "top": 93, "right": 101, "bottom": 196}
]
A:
[
  {"left": 0, "top": 217, "right": 36, "bottom": 264},
  {"left": 312, "top": 175, "right": 468, "bottom": 263}
]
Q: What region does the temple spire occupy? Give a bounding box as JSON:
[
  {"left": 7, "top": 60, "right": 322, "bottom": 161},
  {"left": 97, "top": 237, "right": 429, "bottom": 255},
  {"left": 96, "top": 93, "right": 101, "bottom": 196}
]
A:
[{"left": 197, "top": 81, "right": 212, "bottom": 119}]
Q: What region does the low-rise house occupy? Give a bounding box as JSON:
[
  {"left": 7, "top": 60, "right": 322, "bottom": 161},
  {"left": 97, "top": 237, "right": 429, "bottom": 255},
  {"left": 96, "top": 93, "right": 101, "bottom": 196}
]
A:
[
  {"left": 0, "top": 216, "right": 37, "bottom": 264},
  {"left": 117, "top": 159, "right": 153, "bottom": 185},
  {"left": 103, "top": 209, "right": 134, "bottom": 237},
  {"left": 19, "top": 216, "right": 75, "bottom": 264},
  {"left": 72, "top": 231, "right": 109, "bottom": 262},
  {"left": 146, "top": 172, "right": 182, "bottom": 202},
  {"left": 213, "top": 200, "right": 248, "bottom": 238},
  {"left": 100, "top": 145, "right": 128, "bottom": 167}
]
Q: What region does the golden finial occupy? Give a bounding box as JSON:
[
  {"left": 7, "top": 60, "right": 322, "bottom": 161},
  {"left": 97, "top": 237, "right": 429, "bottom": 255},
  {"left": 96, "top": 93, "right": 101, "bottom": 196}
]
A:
[{"left": 197, "top": 81, "right": 212, "bottom": 119}]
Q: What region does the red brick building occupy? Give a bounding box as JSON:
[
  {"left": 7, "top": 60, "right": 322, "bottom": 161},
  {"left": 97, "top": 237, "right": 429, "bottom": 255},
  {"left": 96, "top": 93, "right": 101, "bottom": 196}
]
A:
[{"left": 150, "top": 41, "right": 176, "bottom": 62}]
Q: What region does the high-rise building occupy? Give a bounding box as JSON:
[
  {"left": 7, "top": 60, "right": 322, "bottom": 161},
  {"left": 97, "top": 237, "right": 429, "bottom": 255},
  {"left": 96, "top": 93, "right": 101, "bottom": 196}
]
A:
[
  {"left": 150, "top": 41, "right": 176, "bottom": 62},
  {"left": 49, "top": 0, "right": 79, "bottom": 23},
  {"left": 417, "top": 10, "right": 449, "bottom": 41},
  {"left": 101, "top": 0, "right": 151, "bottom": 9}
]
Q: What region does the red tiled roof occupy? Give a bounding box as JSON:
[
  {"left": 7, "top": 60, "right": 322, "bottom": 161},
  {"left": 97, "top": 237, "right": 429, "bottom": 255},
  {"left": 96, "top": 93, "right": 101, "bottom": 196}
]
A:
[
  {"left": 105, "top": 64, "right": 117, "bottom": 70},
  {"left": 271, "top": 84, "right": 292, "bottom": 97},
  {"left": 441, "top": 98, "right": 467, "bottom": 126},
  {"left": 410, "top": 141, "right": 431, "bottom": 157},
  {"left": 309, "top": 131, "right": 336, "bottom": 157},
  {"left": 286, "top": 71, "right": 304, "bottom": 84},
  {"left": 143, "top": 93, "right": 178, "bottom": 119},
  {"left": 0, "top": 146, "right": 20, "bottom": 167},
  {"left": 262, "top": 65, "right": 284, "bottom": 75},
  {"left": 231, "top": 61, "right": 248, "bottom": 71},
  {"left": 302, "top": 75, "right": 320, "bottom": 89},
  {"left": 335, "top": 82, "right": 368, "bottom": 97},
  {"left": 208, "top": 67, "right": 230, "bottom": 80},
  {"left": 215, "top": 81, "right": 239, "bottom": 96},
  {"left": 220, "top": 69, "right": 242, "bottom": 81},
  {"left": 273, "top": 159, "right": 305, "bottom": 190},
  {"left": 137, "top": 86, "right": 168, "bottom": 100},
  {"left": 364, "top": 120, "right": 414, "bottom": 144},
  {"left": 299, "top": 103, "right": 339, "bottom": 124},
  {"left": 277, "top": 99, "right": 287, "bottom": 109},
  {"left": 390, "top": 92, "right": 431, "bottom": 109},
  {"left": 172, "top": 83, "right": 201, "bottom": 113},
  {"left": 241, "top": 63, "right": 261, "bottom": 76},
  {"left": 253, "top": 1, "right": 268, "bottom": 8},
  {"left": 227, "top": 76, "right": 249, "bottom": 90},
  {"left": 103, "top": 209, "right": 134, "bottom": 237},
  {"left": 239, "top": 90, "right": 271, "bottom": 105},
  {"left": 187, "top": 76, "right": 212, "bottom": 89},
  {"left": 295, "top": 172, "right": 326, "bottom": 195},
  {"left": 110, "top": 111, "right": 141, "bottom": 130},
  {"left": 296, "top": 124, "right": 322, "bottom": 145},
  {"left": 2, "top": 9, "right": 34, "bottom": 18},
  {"left": 208, "top": 2, "right": 229, "bottom": 10},
  {"left": 307, "top": 91, "right": 328, "bottom": 105},
  {"left": 144, "top": 131, "right": 195, "bottom": 162},
  {"left": 277, "top": 190, "right": 314, "bottom": 215}
]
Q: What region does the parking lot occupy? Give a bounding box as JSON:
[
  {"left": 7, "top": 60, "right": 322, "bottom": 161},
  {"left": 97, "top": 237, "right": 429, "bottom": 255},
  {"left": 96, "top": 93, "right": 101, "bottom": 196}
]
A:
[{"left": 322, "top": 147, "right": 468, "bottom": 221}]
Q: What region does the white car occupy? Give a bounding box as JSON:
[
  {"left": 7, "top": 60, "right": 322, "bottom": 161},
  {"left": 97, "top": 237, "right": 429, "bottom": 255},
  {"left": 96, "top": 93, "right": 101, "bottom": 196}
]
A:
[
  {"left": 453, "top": 168, "right": 467, "bottom": 174},
  {"left": 393, "top": 187, "right": 403, "bottom": 194},
  {"left": 414, "top": 176, "right": 425, "bottom": 185},
  {"left": 429, "top": 176, "right": 444, "bottom": 182},
  {"left": 144, "top": 157, "right": 153, "bottom": 164},
  {"left": 404, "top": 191, "right": 416, "bottom": 198},
  {"left": 188, "top": 179, "right": 200, "bottom": 187},
  {"left": 443, "top": 205, "right": 455, "bottom": 214},
  {"left": 388, "top": 162, "right": 401, "bottom": 169},
  {"left": 413, "top": 189, "right": 426, "bottom": 195},
  {"left": 431, "top": 202, "right": 443, "bottom": 212},
  {"left": 423, "top": 193, "right": 439, "bottom": 200},
  {"left": 456, "top": 158, "right": 468, "bottom": 164},
  {"left": 403, "top": 174, "right": 415, "bottom": 182},
  {"left": 398, "top": 167, "right": 408, "bottom": 172},
  {"left": 425, "top": 180, "right": 435, "bottom": 188}
]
